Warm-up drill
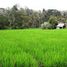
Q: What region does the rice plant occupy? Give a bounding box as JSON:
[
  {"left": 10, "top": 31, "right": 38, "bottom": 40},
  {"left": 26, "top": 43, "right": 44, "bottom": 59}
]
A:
[{"left": 0, "top": 29, "right": 67, "bottom": 67}]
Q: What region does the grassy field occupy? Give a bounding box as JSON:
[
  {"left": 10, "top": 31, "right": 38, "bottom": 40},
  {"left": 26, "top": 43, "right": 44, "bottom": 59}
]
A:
[{"left": 0, "top": 29, "right": 67, "bottom": 67}]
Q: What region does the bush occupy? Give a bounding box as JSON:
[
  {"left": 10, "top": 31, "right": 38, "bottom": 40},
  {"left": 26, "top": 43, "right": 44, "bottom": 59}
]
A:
[
  {"left": 41, "top": 22, "right": 52, "bottom": 29},
  {"left": 49, "top": 16, "right": 58, "bottom": 29}
]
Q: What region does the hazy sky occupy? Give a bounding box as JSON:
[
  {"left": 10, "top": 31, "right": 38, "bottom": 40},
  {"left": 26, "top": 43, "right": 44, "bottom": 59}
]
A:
[{"left": 0, "top": 0, "right": 67, "bottom": 11}]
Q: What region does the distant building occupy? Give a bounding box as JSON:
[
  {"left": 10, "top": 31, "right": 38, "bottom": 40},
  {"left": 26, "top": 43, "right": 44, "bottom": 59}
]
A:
[{"left": 56, "top": 22, "right": 65, "bottom": 29}]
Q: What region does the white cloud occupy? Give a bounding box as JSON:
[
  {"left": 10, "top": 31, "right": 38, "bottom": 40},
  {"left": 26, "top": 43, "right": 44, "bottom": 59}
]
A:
[{"left": 0, "top": 0, "right": 67, "bottom": 11}]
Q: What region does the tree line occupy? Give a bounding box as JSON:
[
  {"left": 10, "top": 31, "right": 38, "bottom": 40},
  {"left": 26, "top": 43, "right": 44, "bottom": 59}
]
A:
[{"left": 0, "top": 4, "right": 67, "bottom": 29}]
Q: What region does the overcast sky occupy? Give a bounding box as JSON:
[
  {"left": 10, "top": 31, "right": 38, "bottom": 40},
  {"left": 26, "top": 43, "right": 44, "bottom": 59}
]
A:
[{"left": 0, "top": 0, "right": 67, "bottom": 11}]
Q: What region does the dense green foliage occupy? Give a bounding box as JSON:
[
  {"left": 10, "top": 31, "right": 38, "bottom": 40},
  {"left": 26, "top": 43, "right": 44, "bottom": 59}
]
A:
[
  {"left": 0, "top": 29, "right": 67, "bottom": 67},
  {"left": 0, "top": 4, "right": 67, "bottom": 29}
]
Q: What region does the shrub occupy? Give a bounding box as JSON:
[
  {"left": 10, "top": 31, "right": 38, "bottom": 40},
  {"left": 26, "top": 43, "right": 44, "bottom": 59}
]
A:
[
  {"left": 41, "top": 22, "right": 52, "bottom": 29},
  {"left": 49, "top": 16, "right": 58, "bottom": 29}
]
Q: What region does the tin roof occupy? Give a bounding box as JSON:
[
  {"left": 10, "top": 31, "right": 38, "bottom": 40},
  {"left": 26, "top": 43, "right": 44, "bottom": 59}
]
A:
[{"left": 57, "top": 23, "right": 64, "bottom": 27}]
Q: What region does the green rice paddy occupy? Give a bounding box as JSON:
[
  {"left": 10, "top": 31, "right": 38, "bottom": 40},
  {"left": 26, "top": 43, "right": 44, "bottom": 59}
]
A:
[{"left": 0, "top": 29, "right": 67, "bottom": 67}]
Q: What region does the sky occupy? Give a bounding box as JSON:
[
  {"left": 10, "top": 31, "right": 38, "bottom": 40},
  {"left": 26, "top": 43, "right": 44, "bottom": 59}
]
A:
[{"left": 0, "top": 0, "right": 67, "bottom": 11}]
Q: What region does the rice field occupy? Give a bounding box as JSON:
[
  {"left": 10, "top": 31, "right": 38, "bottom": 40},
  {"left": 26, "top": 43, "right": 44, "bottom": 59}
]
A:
[{"left": 0, "top": 29, "right": 67, "bottom": 67}]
